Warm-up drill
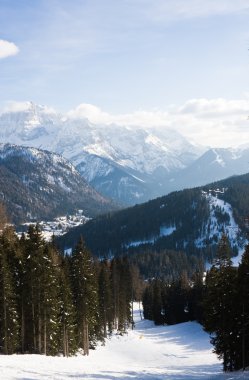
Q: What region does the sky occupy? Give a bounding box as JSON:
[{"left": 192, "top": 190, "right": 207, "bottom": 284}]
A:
[{"left": 0, "top": 0, "right": 249, "bottom": 147}]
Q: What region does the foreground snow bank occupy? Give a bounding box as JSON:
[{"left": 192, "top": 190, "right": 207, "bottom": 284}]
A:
[{"left": 0, "top": 303, "right": 248, "bottom": 379}]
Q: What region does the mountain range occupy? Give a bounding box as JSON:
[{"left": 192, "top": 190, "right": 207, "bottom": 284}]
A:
[
  {"left": 1, "top": 102, "right": 249, "bottom": 205},
  {"left": 0, "top": 144, "right": 116, "bottom": 224}
]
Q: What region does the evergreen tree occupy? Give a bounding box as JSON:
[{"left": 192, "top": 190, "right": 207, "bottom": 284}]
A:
[
  {"left": 166, "top": 272, "right": 190, "bottom": 325},
  {"left": 142, "top": 284, "right": 154, "bottom": 321},
  {"left": 203, "top": 235, "right": 238, "bottom": 371},
  {"left": 214, "top": 234, "right": 232, "bottom": 268},
  {"left": 22, "top": 224, "right": 46, "bottom": 353},
  {"left": 58, "top": 256, "right": 77, "bottom": 356},
  {"left": 98, "top": 260, "right": 112, "bottom": 339},
  {"left": 188, "top": 271, "right": 204, "bottom": 323},
  {"left": 0, "top": 229, "right": 19, "bottom": 354},
  {"left": 71, "top": 237, "right": 98, "bottom": 355},
  {"left": 237, "top": 244, "right": 249, "bottom": 370},
  {"left": 152, "top": 279, "right": 164, "bottom": 325},
  {"left": 39, "top": 244, "right": 61, "bottom": 355}
]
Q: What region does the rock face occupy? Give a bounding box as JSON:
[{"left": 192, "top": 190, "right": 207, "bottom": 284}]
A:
[{"left": 0, "top": 143, "right": 116, "bottom": 224}]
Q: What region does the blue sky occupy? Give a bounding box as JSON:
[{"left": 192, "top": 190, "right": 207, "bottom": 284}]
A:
[{"left": 1, "top": 0, "right": 249, "bottom": 146}]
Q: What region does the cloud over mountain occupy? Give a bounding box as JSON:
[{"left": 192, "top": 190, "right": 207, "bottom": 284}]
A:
[{"left": 66, "top": 97, "right": 249, "bottom": 148}]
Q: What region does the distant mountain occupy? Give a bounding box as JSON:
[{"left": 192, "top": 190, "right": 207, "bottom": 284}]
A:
[
  {"left": 0, "top": 144, "right": 116, "bottom": 224},
  {"left": 0, "top": 102, "right": 203, "bottom": 204},
  {"left": 1, "top": 102, "right": 249, "bottom": 205},
  {"left": 57, "top": 172, "right": 249, "bottom": 263},
  {"left": 165, "top": 148, "right": 249, "bottom": 192}
]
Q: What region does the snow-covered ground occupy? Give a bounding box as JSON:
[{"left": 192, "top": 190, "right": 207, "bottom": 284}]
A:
[
  {"left": 125, "top": 225, "right": 176, "bottom": 248},
  {"left": 0, "top": 303, "right": 248, "bottom": 380},
  {"left": 197, "top": 192, "right": 247, "bottom": 267}
]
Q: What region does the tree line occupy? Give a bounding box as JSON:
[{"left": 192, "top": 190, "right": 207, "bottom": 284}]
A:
[
  {"left": 142, "top": 234, "right": 249, "bottom": 372},
  {"left": 0, "top": 224, "right": 136, "bottom": 356}
]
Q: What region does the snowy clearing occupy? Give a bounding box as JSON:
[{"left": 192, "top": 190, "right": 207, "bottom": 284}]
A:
[{"left": 0, "top": 303, "right": 248, "bottom": 380}]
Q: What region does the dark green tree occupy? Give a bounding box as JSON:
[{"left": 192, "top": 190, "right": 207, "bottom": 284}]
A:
[
  {"left": 237, "top": 244, "right": 249, "bottom": 370},
  {"left": 58, "top": 256, "right": 77, "bottom": 356},
  {"left": 0, "top": 229, "right": 20, "bottom": 354},
  {"left": 203, "top": 235, "right": 238, "bottom": 371},
  {"left": 71, "top": 237, "right": 98, "bottom": 355},
  {"left": 98, "top": 260, "right": 112, "bottom": 339}
]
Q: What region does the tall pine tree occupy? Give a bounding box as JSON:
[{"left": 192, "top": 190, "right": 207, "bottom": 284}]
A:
[{"left": 71, "top": 237, "right": 98, "bottom": 355}]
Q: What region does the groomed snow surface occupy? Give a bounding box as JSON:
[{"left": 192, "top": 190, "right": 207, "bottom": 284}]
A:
[{"left": 1, "top": 303, "right": 247, "bottom": 380}]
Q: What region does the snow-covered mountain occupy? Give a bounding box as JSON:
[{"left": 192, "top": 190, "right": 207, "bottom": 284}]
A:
[
  {"left": 0, "top": 102, "right": 203, "bottom": 204},
  {"left": 164, "top": 147, "right": 249, "bottom": 193},
  {"left": 1, "top": 102, "right": 249, "bottom": 205},
  {"left": 0, "top": 143, "right": 116, "bottom": 224}
]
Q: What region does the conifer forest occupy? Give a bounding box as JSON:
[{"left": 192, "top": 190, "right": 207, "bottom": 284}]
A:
[
  {"left": 1, "top": 218, "right": 249, "bottom": 374},
  {"left": 0, "top": 224, "right": 135, "bottom": 357}
]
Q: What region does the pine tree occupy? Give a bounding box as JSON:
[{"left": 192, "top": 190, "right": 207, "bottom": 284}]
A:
[
  {"left": 188, "top": 271, "right": 204, "bottom": 323},
  {"left": 142, "top": 283, "right": 154, "bottom": 320},
  {"left": 152, "top": 279, "right": 164, "bottom": 325},
  {"left": 166, "top": 272, "right": 190, "bottom": 325},
  {"left": 203, "top": 235, "right": 238, "bottom": 371},
  {"left": 58, "top": 256, "right": 77, "bottom": 356},
  {"left": 214, "top": 234, "right": 232, "bottom": 268},
  {"left": 39, "top": 244, "right": 61, "bottom": 356},
  {"left": 110, "top": 258, "right": 119, "bottom": 330},
  {"left": 237, "top": 244, "right": 249, "bottom": 370},
  {"left": 22, "top": 224, "right": 46, "bottom": 353},
  {"left": 71, "top": 237, "right": 98, "bottom": 355},
  {"left": 98, "top": 260, "right": 112, "bottom": 339},
  {"left": 0, "top": 229, "right": 19, "bottom": 354}
]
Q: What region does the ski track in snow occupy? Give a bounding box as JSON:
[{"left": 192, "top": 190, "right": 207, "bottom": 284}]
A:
[{"left": 0, "top": 303, "right": 248, "bottom": 379}]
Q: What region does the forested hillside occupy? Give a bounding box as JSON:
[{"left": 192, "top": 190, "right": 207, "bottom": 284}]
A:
[
  {"left": 58, "top": 172, "right": 249, "bottom": 279},
  {"left": 58, "top": 188, "right": 209, "bottom": 254},
  {"left": 205, "top": 173, "right": 249, "bottom": 225}
]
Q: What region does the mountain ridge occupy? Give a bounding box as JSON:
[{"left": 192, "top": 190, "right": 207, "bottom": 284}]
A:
[
  {"left": 1, "top": 102, "right": 249, "bottom": 205},
  {"left": 0, "top": 143, "right": 117, "bottom": 224},
  {"left": 0, "top": 102, "right": 203, "bottom": 204}
]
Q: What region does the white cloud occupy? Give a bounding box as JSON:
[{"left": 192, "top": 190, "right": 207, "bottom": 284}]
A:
[
  {"left": 2, "top": 101, "right": 34, "bottom": 113},
  {"left": 67, "top": 97, "right": 249, "bottom": 148},
  {"left": 67, "top": 104, "right": 111, "bottom": 124},
  {"left": 1, "top": 101, "right": 56, "bottom": 115},
  {"left": 0, "top": 39, "right": 19, "bottom": 59}
]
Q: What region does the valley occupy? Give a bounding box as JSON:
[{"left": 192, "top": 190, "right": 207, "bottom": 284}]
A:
[{"left": 2, "top": 2, "right": 249, "bottom": 378}]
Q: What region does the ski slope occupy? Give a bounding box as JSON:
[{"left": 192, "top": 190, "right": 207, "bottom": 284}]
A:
[{"left": 0, "top": 303, "right": 247, "bottom": 379}]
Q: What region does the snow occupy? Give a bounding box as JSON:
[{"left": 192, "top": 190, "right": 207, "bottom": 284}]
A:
[
  {"left": 0, "top": 104, "right": 201, "bottom": 177},
  {"left": 125, "top": 225, "right": 176, "bottom": 248},
  {"left": 212, "top": 149, "right": 225, "bottom": 167},
  {"left": 1, "top": 302, "right": 246, "bottom": 380},
  {"left": 160, "top": 225, "right": 176, "bottom": 236},
  {"left": 196, "top": 193, "right": 248, "bottom": 268}
]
